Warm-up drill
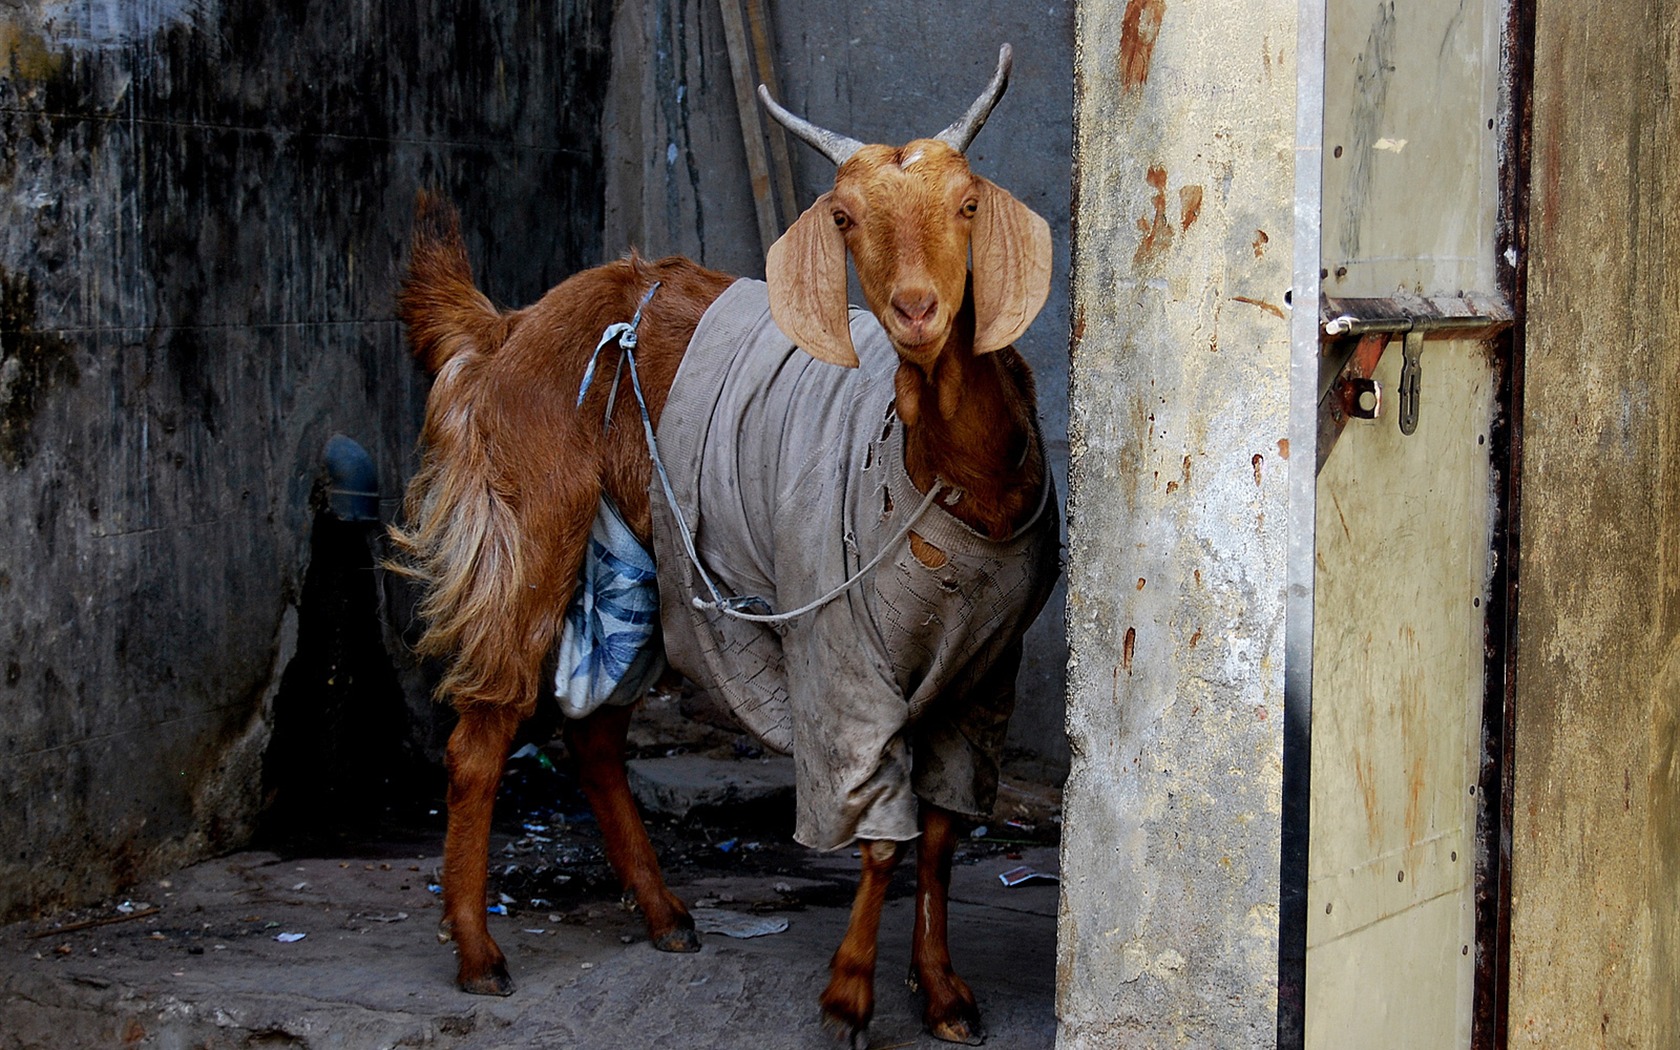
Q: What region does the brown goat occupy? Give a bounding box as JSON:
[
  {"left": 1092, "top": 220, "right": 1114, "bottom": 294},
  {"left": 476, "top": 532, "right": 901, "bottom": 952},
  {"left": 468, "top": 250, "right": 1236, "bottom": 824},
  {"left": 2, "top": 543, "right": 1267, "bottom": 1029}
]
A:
[{"left": 391, "top": 46, "right": 1056, "bottom": 1046}]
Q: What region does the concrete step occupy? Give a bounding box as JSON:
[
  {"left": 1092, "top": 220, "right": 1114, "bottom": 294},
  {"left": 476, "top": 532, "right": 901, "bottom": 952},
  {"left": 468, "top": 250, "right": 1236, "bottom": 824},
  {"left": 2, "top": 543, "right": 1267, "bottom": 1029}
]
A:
[{"left": 625, "top": 754, "right": 796, "bottom": 818}]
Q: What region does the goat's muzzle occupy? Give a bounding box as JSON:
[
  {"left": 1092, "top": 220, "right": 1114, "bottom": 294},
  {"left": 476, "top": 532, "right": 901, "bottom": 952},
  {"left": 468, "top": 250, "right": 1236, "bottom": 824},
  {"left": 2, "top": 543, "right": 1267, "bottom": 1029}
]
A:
[{"left": 892, "top": 290, "right": 939, "bottom": 326}]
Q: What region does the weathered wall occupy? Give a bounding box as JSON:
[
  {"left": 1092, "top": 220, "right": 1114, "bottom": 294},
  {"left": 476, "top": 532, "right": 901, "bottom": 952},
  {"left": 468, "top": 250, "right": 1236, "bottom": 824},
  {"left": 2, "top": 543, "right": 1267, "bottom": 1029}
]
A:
[
  {"left": 0, "top": 0, "right": 615, "bottom": 920},
  {"left": 600, "top": 0, "right": 1076, "bottom": 771},
  {"left": 1509, "top": 0, "right": 1680, "bottom": 1044},
  {"left": 1059, "top": 0, "right": 1295, "bottom": 1044}
]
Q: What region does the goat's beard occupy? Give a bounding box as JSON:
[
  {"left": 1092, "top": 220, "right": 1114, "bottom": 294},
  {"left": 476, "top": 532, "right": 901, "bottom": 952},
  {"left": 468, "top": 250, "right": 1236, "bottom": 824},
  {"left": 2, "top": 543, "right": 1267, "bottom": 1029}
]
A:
[{"left": 886, "top": 329, "right": 949, "bottom": 367}]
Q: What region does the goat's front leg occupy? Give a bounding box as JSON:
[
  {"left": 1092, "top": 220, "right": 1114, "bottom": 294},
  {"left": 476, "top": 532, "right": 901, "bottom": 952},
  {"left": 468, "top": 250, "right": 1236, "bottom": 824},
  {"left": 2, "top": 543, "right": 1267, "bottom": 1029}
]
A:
[
  {"left": 821, "top": 838, "right": 906, "bottom": 1048},
  {"left": 910, "top": 804, "right": 983, "bottom": 1044},
  {"left": 563, "top": 704, "right": 699, "bottom": 952},
  {"left": 441, "top": 705, "right": 521, "bottom": 995}
]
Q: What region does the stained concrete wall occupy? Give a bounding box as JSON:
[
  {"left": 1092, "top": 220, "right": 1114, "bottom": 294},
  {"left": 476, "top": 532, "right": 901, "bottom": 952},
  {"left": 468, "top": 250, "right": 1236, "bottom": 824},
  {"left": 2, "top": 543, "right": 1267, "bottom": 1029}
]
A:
[
  {"left": 599, "top": 0, "right": 1076, "bottom": 772},
  {"left": 1509, "top": 0, "right": 1680, "bottom": 1044},
  {"left": 1059, "top": 0, "right": 1296, "bottom": 1044},
  {"left": 0, "top": 0, "right": 616, "bottom": 921}
]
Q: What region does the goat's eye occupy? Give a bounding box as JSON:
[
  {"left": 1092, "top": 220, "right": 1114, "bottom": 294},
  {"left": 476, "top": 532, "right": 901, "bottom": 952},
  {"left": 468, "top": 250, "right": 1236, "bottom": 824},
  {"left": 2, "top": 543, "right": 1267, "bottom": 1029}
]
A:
[
  {"left": 832, "top": 210, "right": 850, "bottom": 229},
  {"left": 961, "top": 199, "right": 979, "bottom": 218}
]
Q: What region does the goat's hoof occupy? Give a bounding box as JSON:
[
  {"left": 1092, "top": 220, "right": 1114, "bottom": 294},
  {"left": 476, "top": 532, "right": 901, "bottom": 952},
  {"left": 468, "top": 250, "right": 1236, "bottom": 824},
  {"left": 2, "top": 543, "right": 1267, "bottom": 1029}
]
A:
[
  {"left": 916, "top": 970, "right": 983, "bottom": 1045},
  {"left": 928, "top": 1017, "right": 985, "bottom": 1045},
  {"left": 653, "top": 926, "right": 701, "bottom": 953},
  {"left": 822, "top": 1014, "right": 871, "bottom": 1050},
  {"left": 457, "top": 962, "right": 515, "bottom": 997}
]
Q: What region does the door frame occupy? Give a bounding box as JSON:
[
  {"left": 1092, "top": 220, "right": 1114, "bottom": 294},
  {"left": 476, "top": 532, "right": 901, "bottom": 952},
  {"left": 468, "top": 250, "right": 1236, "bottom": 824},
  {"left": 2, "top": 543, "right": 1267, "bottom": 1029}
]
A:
[{"left": 1278, "top": 2, "right": 1535, "bottom": 1046}]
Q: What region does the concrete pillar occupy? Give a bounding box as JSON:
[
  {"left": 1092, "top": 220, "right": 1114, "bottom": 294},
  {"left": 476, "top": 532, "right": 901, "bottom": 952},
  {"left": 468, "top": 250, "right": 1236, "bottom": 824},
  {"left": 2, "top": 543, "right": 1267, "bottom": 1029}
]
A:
[{"left": 1059, "top": 0, "right": 1298, "bottom": 1044}]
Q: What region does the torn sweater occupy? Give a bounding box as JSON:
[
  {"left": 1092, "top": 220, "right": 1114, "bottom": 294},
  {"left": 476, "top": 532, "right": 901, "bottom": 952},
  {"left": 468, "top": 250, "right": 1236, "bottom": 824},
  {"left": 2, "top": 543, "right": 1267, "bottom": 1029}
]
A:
[{"left": 648, "top": 279, "right": 1060, "bottom": 850}]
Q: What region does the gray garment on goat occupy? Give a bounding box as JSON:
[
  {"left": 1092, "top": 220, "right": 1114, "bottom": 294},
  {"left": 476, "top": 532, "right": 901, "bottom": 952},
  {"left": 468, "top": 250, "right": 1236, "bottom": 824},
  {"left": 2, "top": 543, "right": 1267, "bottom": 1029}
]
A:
[{"left": 648, "top": 279, "right": 1060, "bottom": 850}]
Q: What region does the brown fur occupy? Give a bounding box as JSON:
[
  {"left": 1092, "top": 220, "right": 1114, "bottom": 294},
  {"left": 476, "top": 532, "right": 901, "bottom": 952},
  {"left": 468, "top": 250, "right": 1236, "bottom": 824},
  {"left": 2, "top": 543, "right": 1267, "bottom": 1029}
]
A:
[
  {"left": 392, "top": 111, "right": 1052, "bottom": 1042},
  {"left": 390, "top": 193, "right": 732, "bottom": 712}
]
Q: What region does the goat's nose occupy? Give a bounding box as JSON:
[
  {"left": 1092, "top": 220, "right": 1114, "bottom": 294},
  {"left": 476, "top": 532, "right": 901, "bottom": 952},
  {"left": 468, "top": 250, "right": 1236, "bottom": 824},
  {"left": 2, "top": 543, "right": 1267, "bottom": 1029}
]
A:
[{"left": 892, "top": 290, "right": 938, "bottom": 324}]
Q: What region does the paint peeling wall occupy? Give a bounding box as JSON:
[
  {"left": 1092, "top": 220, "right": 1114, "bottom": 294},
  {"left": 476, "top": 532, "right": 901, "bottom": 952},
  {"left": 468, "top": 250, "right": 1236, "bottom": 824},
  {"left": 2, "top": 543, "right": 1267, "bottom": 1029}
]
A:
[
  {"left": 1059, "top": 0, "right": 1295, "bottom": 1044},
  {"left": 600, "top": 1, "right": 1076, "bottom": 770},
  {"left": 1509, "top": 0, "right": 1680, "bottom": 1044},
  {"left": 0, "top": 0, "right": 616, "bottom": 921}
]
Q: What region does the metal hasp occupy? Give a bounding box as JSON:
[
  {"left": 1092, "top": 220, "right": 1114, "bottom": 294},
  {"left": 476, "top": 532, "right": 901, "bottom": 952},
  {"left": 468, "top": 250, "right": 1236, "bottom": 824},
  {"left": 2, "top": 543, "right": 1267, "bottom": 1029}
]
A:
[
  {"left": 1316, "top": 331, "right": 1390, "bottom": 474},
  {"left": 1398, "top": 329, "right": 1425, "bottom": 435},
  {"left": 1314, "top": 295, "right": 1515, "bottom": 473}
]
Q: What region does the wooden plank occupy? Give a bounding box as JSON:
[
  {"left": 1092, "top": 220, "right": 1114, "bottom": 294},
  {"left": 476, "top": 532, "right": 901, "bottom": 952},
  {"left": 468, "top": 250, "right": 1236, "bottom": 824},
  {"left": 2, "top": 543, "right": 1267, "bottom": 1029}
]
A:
[
  {"left": 745, "top": 0, "right": 799, "bottom": 228},
  {"left": 717, "top": 0, "right": 780, "bottom": 256}
]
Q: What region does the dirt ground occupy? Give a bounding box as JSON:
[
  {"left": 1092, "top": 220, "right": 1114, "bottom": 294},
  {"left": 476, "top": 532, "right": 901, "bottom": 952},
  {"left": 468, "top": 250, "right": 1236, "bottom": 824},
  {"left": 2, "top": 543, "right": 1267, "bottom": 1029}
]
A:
[{"left": 0, "top": 693, "right": 1065, "bottom": 1049}]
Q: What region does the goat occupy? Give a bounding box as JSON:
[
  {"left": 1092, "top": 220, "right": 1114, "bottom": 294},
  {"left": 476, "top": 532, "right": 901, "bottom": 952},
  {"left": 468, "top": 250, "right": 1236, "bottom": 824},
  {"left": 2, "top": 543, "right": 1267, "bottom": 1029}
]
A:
[{"left": 390, "top": 45, "right": 1057, "bottom": 1046}]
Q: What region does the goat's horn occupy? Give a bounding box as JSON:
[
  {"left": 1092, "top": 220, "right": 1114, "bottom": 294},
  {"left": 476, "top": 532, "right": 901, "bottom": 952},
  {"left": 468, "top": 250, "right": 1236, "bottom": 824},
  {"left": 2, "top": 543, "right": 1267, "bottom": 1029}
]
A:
[
  {"left": 935, "top": 44, "right": 1013, "bottom": 153},
  {"left": 757, "top": 85, "right": 865, "bottom": 167}
]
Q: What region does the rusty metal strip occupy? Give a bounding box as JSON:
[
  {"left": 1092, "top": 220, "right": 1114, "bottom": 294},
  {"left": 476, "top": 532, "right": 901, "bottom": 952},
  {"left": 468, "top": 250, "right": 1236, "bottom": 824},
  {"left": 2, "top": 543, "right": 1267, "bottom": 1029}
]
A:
[{"left": 1315, "top": 331, "right": 1391, "bottom": 475}]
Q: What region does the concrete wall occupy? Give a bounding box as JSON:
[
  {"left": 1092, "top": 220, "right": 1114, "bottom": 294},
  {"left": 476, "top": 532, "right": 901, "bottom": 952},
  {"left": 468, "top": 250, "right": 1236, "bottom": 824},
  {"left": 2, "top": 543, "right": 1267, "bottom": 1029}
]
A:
[
  {"left": 1509, "top": 0, "right": 1680, "bottom": 1044},
  {"left": 1059, "top": 0, "right": 1296, "bottom": 1045},
  {"left": 600, "top": 0, "right": 1076, "bottom": 771},
  {"left": 0, "top": 0, "right": 616, "bottom": 920}
]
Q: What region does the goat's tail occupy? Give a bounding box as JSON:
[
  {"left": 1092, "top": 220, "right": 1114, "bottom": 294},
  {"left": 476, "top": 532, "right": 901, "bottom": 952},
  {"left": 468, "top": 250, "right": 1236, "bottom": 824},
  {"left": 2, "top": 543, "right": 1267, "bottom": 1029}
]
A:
[
  {"left": 389, "top": 191, "right": 553, "bottom": 710},
  {"left": 400, "top": 191, "right": 511, "bottom": 375},
  {"left": 388, "top": 416, "right": 544, "bottom": 711},
  {"left": 386, "top": 327, "right": 558, "bottom": 712}
]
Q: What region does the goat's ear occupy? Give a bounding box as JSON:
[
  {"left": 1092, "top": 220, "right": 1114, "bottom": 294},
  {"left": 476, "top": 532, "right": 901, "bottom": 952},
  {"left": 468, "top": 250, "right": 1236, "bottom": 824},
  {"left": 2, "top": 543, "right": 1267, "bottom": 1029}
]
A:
[
  {"left": 970, "top": 178, "right": 1053, "bottom": 355},
  {"left": 766, "top": 192, "right": 859, "bottom": 368}
]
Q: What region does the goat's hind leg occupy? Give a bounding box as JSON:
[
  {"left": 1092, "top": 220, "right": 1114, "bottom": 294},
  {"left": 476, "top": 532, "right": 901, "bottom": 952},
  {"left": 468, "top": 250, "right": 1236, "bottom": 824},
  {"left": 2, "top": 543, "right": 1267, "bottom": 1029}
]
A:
[
  {"left": 441, "top": 705, "right": 522, "bottom": 995},
  {"left": 910, "top": 804, "right": 983, "bottom": 1044},
  {"left": 564, "top": 703, "right": 699, "bottom": 952}
]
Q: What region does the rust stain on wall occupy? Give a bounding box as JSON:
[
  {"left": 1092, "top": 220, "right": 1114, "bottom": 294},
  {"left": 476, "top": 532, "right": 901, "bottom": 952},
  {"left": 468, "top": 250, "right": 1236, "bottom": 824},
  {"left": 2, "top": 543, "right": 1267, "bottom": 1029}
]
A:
[
  {"left": 0, "top": 24, "right": 63, "bottom": 82},
  {"left": 1133, "top": 165, "right": 1173, "bottom": 267},
  {"left": 1178, "top": 184, "right": 1203, "bottom": 231},
  {"left": 1230, "top": 295, "right": 1285, "bottom": 320},
  {"left": 1353, "top": 750, "right": 1382, "bottom": 850},
  {"left": 1399, "top": 624, "right": 1426, "bottom": 846},
  {"left": 1118, "top": 0, "right": 1166, "bottom": 93},
  {"left": 1122, "top": 626, "right": 1137, "bottom": 674}
]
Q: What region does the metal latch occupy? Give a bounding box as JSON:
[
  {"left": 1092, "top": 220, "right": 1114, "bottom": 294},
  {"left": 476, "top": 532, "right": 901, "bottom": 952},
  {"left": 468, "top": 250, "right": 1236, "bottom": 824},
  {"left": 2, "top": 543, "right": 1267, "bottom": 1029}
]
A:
[
  {"left": 1315, "top": 298, "right": 1513, "bottom": 473},
  {"left": 1398, "top": 329, "right": 1424, "bottom": 436}
]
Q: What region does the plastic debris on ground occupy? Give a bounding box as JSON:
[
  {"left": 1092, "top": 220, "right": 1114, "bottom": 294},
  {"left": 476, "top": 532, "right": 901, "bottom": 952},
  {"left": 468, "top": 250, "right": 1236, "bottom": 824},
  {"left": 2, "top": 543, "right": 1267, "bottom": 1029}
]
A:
[
  {"left": 690, "top": 908, "right": 790, "bottom": 939},
  {"left": 274, "top": 932, "right": 307, "bottom": 943},
  {"left": 997, "top": 865, "right": 1059, "bottom": 888}
]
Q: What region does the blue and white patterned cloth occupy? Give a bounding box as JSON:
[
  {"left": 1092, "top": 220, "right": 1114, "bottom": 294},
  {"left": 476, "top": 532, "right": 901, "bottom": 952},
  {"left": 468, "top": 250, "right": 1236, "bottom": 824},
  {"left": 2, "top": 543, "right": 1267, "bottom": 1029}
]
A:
[{"left": 553, "top": 497, "right": 665, "bottom": 719}]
